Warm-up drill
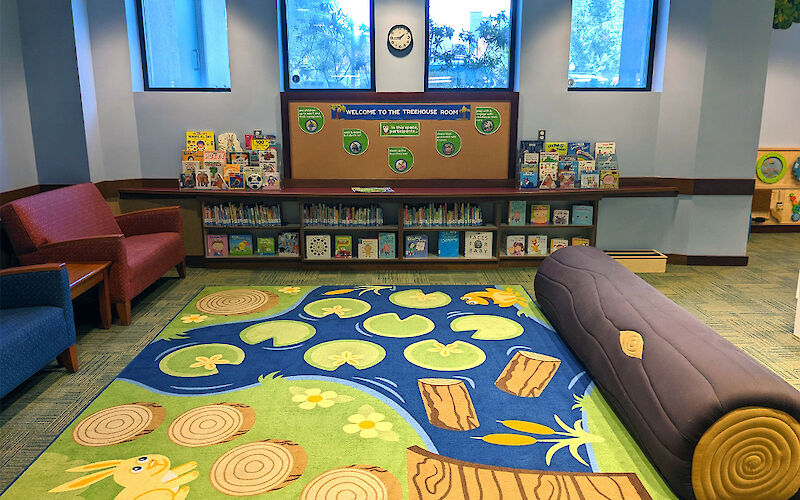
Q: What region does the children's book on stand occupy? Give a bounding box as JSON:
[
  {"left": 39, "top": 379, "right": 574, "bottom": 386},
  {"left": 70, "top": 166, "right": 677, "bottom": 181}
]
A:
[
  {"left": 506, "top": 235, "right": 526, "bottom": 256},
  {"left": 531, "top": 204, "right": 550, "bottom": 224},
  {"left": 581, "top": 172, "right": 599, "bottom": 189},
  {"left": 571, "top": 236, "right": 590, "bottom": 246},
  {"left": 438, "top": 231, "right": 459, "bottom": 257},
  {"left": 179, "top": 172, "right": 196, "bottom": 189},
  {"left": 244, "top": 167, "right": 264, "bottom": 190},
  {"left": 405, "top": 234, "right": 428, "bottom": 258},
  {"left": 544, "top": 142, "right": 567, "bottom": 155},
  {"left": 553, "top": 209, "right": 570, "bottom": 225},
  {"left": 550, "top": 238, "right": 569, "bottom": 253},
  {"left": 528, "top": 235, "right": 548, "bottom": 256},
  {"left": 520, "top": 171, "right": 538, "bottom": 189},
  {"left": 595, "top": 142, "right": 616, "bottom": 155},
  {"left": 379, "top": 232, "right": 396, "bottom": 259},
  {"left": 229, "top": 234, "right": 253, "bottom": 256},
  {"left": 539, "top": 154, "right": 558, "bottom": 189},
  {"left": 572, "top": 205, "right": 593, "bottom": 225},
  {"left": 568, "top": 142, "right": 591, "bottom": 156},
  {"left": 357, "top": 238, "right": 379, "bottom": 259},
  {"left": 257, "top": 237, "right": 276, "bottom": 256},
  {"left": 334, "top": 235, "right": 353, "bottom": 258},
  {"left": 557, "top": 161, "right": 577, "bottom": 189},
  {"left": 206, "top": 235, "right": 228, "bottom": 257},
  {"left": 508, "top": 201, "right": 526, "bottom": 225},
  {"left": 305, "top": 235, "right": 331, "bottom": 260},
  {"left": 465, "top": 232, "right": 493, "bottom": 259},
  {"left": 195, "top": 169, "right": 211, "bottom": 189},
  {"left": 278, "top": 232, "right": 300, "bottom": 256},
  {"left": 186, "top": 131, "right": 215, "bottom": 151}
]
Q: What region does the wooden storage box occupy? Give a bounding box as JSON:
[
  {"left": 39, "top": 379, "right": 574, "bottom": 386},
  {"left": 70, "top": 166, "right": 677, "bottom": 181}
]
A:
[{"left": 604, "top": 250, "right": 667, "bottom": 273}]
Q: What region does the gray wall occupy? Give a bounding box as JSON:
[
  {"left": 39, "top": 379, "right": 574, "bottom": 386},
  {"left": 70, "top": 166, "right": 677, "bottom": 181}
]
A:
[{"left": 759, "top": 25, "right": 800, "bottom": 148}]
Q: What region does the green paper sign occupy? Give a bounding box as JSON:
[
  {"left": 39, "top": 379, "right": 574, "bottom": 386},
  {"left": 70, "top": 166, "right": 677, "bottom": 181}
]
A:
[
  {"left": 388, "top": 147, "right": 414, "bottom": 174},
  {"left": 298, "top": 106, "right": 324, "bottom": 134},
  {"left": 435, "top": 130, "right": 462, "bottom": 157},
  {"left": 343, "top": 129, "right": 368, "bottom": 155},
  {"left": 475, "top": 107, "right": 501, "bottom": 135},
  {"left": 380, "top": 122, "right": 420, "bottom": 137}
]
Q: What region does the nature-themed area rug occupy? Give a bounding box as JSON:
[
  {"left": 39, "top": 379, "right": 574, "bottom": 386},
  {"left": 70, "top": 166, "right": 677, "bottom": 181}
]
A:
[{"left": 4, "top": 285, "right": 676, "bottom": 499}]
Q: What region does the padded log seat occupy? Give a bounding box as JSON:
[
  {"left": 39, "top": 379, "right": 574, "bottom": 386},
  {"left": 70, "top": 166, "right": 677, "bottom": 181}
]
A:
[{"left": 534, "top": 246, "right": 800, "bottom": 500}]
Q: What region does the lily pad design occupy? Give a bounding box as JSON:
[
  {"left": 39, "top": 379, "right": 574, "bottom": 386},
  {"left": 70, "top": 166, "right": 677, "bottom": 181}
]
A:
[
  {"left": 240, "top": 320, "right": 316, "bottom": 346},
  {"left": 304, "top": 340, "right": 386, "bottom": 371},
  {"left": 362, "top": 313, "right": 435, "bottom": 338},
  {"left": 303, "top": 298, "right": 371, "bottom": 318},
  {"left": 159, "top": 343, "right": 245, "bottom": 378},
  {"left": 450, "top": 315, "right": 524, "bottom": 340},
  {"left": 403, "top": 339, "right": 486, "bottom": 371},
  {"left": 389, "top": 289, "right": 451, "bottom": 309}
]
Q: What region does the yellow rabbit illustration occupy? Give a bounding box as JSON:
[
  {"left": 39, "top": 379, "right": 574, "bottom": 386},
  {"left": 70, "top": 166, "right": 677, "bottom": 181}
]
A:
[{"left": 49, "top": 455, "right": 199, "bottom": 499}]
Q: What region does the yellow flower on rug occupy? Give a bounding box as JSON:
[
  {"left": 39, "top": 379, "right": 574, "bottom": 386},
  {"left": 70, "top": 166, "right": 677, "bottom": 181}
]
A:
[
  {"left": 278, "top": 286, "right": 302, "bottom": 294},
  {"left": 343, "top": 405, "right": 399, "bottom": 441},
  {"left": 328, "top": 350, "right": 364, "bottom": 367},
  {"left": 181, "top": 313, "right": 208, "bottom": 323},
  {"left": 189, "top": 354, "right": 231, "bottom": 371},
  {"left": 321, "top": 305, "right": 352, "bottom": 317},
  {"left": 427, "top": 340, "right": 462, "bottom": 357}
]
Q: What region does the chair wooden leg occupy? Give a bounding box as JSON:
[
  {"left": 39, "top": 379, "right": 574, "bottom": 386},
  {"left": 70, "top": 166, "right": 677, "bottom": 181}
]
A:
[
  {"left": 176, "top": 259, "right": 187, "bottom": 278},
  {"left": 57, "top": 345, "right": 78, "bottom": 373},
  {"left": 116, "top": 301, "right": 132, "bottom": 325}
]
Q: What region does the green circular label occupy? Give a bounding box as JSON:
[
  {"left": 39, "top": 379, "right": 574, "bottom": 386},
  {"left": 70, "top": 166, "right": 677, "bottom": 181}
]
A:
[
  {"left": 298, "top": 106, "right": 324, "bottom": 134},
  {"left": 435, "top": 130, "right": 462, "bottom": 157},
  {"left": 343, "top": 129, "right": 368, "bottom": 155},
  {"left": 388, "top": 147, "right": 414, "bottom": 174},
  {"left": 475, "top": 107, "right": 501, "bottom": 135}
]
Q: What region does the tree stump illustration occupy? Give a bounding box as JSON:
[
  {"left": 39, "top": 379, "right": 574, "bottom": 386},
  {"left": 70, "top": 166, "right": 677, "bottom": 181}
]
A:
[
  {"left": 168, "top": 403, "right": 256, "bottom": 447},
  {"left": 195, "top": 289, "right": 279, "bottom": 316},
  {"left": 72, "top": 402, "right": 165, "bottom": 447},
  {"left": 495, "top": 351, "right": 561, "bottom": 397},
  {"left": 417, "top": 378, "right": 479, "bottom": 431},
  {"left": 210, "top": 439, "right": 307, "bottom": 496},
  {"left": 300, "top": 464, "right": 402, "bottom": 500}
]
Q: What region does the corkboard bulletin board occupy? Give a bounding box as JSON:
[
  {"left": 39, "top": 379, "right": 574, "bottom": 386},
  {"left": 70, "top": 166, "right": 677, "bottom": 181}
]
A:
[{"left": 281, "top": 92, "right": 518, "bottom": 184}]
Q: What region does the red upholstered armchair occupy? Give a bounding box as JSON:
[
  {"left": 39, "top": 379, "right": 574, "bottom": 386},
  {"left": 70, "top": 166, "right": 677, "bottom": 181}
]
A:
[{"left": 0, "top": 183, "right": 186, "bottom": 325}]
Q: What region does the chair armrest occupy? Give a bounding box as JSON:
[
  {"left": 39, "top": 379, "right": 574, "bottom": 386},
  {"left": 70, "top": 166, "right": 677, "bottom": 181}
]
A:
[
  {"left": 0, "top": 263, "right": 73, "bottom": 315},
  {"left": 34, "top": 235, "right": 126, "bottom": 264},
  {"left": 0, "top": 263, "right": 66, "bottom": 276},
  {"left": 116, "top": 206, "right": 183, "bottom": 236}
]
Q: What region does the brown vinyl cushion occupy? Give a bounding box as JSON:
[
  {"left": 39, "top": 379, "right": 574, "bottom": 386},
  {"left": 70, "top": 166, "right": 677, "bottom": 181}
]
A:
[{"left": 534, "top": 246, "right": 800, "bottom": 500}]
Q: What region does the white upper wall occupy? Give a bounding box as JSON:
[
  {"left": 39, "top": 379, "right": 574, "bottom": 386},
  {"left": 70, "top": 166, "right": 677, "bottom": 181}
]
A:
[{"left": 759, "top": 25, "right": 800, "bottom": 148}]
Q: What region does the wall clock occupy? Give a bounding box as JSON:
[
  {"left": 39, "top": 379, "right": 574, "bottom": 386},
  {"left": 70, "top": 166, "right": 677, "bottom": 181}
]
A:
[{"left": 388, "top": 24, "right": 413, "bottom": 57}]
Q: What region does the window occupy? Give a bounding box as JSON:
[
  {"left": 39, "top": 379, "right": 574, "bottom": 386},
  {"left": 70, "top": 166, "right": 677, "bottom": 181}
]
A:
[
  {"left": 137, "top": 0, "right": 231, "bottom": 90},
  {"left": 568, "top": 0, "right": 657, "bottom": 90},
  {"left": 426, "top": 0, "right": 515, "bottom": 90},
  {"left": 281, "top": 0, "right": 374, "bottom": 90}
]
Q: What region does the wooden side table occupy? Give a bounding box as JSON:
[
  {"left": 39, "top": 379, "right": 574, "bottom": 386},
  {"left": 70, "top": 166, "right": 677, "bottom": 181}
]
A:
[{"left": 66, "top": 262, "right": 112, "bottom": 329}]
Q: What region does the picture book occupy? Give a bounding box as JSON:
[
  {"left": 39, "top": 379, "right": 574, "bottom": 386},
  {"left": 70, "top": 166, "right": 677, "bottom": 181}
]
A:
[
  {"left": 579, "top": 159, "right": 596, "bottom": 175},
  {"left": 553, "top": 208, "right": 570, "bottom": 225},
  {"left": 539, "top": 151, "right": 560, "bottom": 163},
  {"left": 405, "top": 234, "right": 428, "bottom": 258},
  {"left": 204, "top": 160, "right": 224, "bottom": 177},
  {"left": 278, "top": 232, "right": 300, "bottom": 256},
  {"left": 580, "top": 172, "right": 599, "bottom": 189},
  {"left": 599, "top": 168, "right": 619, "bottom": 189},
  {"left": 305, "top": 234, "right": 331, "bottom": 260},
  {"left": 248, "top": 151, "right": 260, "bottom": 167},
  {"left": 229, "top": 234, "right": 253, "bottom": 256},
  {"left": 186, "top": 131, "right": 215, "bottom": 151},
  {"left": 596, "top": 153, "right": 618, "bottom": 169},
  {"left": 245, "top": 134, "right": 253, "bottom": 150},
  {"left": 203, "top": 150, "right": 225, "bottom": 163},
  {"left": 522, "top": 152, "right": 539, "bottom": 170},
  {"left": 206, "top": 235, "right": 228, "bottom": 257},
  {"left": 335, "top": 235, "right": 353, "bottom": 258},
  {"left": 258, "top": 150, "right": 279, "bottom": 172},
  {"left": 544, "top": 142, "right": 568, "bottom": 155},
  {"left": 357, "top": 238, "right": 379, "bottom": 259},
  {"left": 527, "top": 235, "right": 547, "bottom": 256},
  {"left": 264, "top": 172, "right": 281, "bottom": 190},
  {"left": 351, "top": 187, "right": 394, "bottom": 193},
  {"left": 572, "top": 205, "right": 594, "bottom": 225},
  {"left": 181, "top": 160, "right": 200, "bottom": 174},
  {"left": 243, "top": 167, "right": 264, "bottom": 190},
  {"left": 251, "top": 138, "right": 271, "bottom": 150},
  {"left": 519, "top": 140, "right": 543, "bottom": 153},
  {"left": 568, "top": 142, "right": 591, "bottom": 156},
  {"left": 595, "top": 142, "right": 616, "bottom": 155},
  {"left": 531, "top": 204, "right": 550, "bottom": 224},
  {"left": 550, "top": 238, "right": 569, "bottom": 253},
  {"left": 229, "top": 172, "right": 245, "bottom": 190},
  {"left": 224, "top": 163, "right": 241, "bottom": 177},
  {"left": 182, "top": 151, "right": 203, "bottom": 163},
  {"left": 179, "top": 172, "right": 195, "bottom": 189},
  {"left": 519, "top": 171, "right": 538, "bottom": 189},
  {"left": 379, "top": 232, "right": 396, "bottom": 259},
  {"left": 465, "top": 232, "right": 492, "bottom": 259},
  {"left": 539, "top": 163, "right": 557, "bottom": 189},
  {"left": 195, "top": 168, "right": 211, "bottom": 189},
  {"left": 228, "top": 152, "right": 249, "bottom": 166},
  {"left": 211, "top": 171, "right": 228, "bottom": 189},
  {"left": 256, "top": 237, "right": 276, "bottom": 256},
  {"left": 438, "top": 231, "right": 459, "bottom": 257},
  {"left": 557, "top": 161, "right": 577, "bottom": 189},
  {"left": 508, "top": 200, "right": 526, "bottom": 225},
  {"left": 571, "top": 236, "right": 590, "bottom": 246},
  {"left": 506, "top": 235, "right": 526, "bottom": 256}
]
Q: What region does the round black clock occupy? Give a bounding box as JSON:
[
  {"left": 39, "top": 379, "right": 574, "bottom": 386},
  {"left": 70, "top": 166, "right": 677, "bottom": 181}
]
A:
[{"left": 387, "top": 24, "right": 413, "bottom": 56}]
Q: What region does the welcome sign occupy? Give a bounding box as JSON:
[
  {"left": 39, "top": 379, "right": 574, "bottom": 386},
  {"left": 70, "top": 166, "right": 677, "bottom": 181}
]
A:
[{"left": 329, "top": 104, "right": 471, "bottom": 121}]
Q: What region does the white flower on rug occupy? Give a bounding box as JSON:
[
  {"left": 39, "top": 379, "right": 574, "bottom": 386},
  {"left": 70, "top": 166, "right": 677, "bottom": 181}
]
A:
[
  {"left": 343, "top": 405, "right": 399, "bottom": 441},
  {"left": 289, "top": 386, "right": 353, "bottom": 409},
  {"left": 278, "top": 286, "right": 302, "bottom": 294},
  {"left": 181, "top": 313, "right": 208, "bottom": 323}
]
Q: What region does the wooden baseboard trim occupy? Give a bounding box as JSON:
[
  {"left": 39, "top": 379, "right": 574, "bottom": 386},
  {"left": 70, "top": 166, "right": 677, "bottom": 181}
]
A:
[
  {"left": 750, "top": 224, "right": 800, "bottom": 233},
  {"left": 666, "top": 254, "right": 749, "bottom": 266},
  {"left": 621, "top": 177, "right": 754, "bottom": 196}
]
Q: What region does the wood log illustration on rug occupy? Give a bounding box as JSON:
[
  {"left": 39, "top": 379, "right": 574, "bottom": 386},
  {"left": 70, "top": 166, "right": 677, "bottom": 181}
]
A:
[
  {"left": 210, "top": 439, "right": 307, "bottom": 496},
  {"left": 195, "top": 289, "right": 279, "bottom": 316},
  {"left": 406, "top": 446, "right": 652, "bottom": 500},
  {"left": 300, "top": 464, "right": 402, "bottom": 500},
  {"left": 72, "top": 402, "right": 165, "bottom": 447},
  {"left": 495, "top": 351, "right": 561, "bottom": 397},
  {"left": 417, "top": 378, "right": 479, "bottom": 431},
  {"left": 168, "top": 403, "right": 256, "bottom": 447}
]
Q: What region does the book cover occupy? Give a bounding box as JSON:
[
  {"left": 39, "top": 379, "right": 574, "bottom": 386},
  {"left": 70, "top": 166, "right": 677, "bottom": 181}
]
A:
[
  {"left": 334, "top": 235, "right": 353, "bottom": 258},
  {"left": 519, "top": 170, "right": 538, "bottom": 189},
  {"left": 531, "top": 204, "right": 550, "bottom": 224},
  {"left": 405, "top": 234, "right": 428, "bottom": 258},
  {"left": 243, "top": 167, "right": 264, "bottom": 190},
  {"left": 181, "top": 160, "right": 200, "bottom": 174},
  {"left": 179, "top": 172, "right": 196, "bottom": 189},
  {"left": 251, "top": 138, "right": 270, "bottom": 150},
  {"left": 527, "top": 235, "right": 547, "bottom": 256},
  {"left": 259, "top": 149, "right": 279, "bottom": 172},
  {"left": 544, "top": 142, "right": 568, "bottom": 155},
  {"left": 229, "top": 171, "right": 245, "bottom": 190},
  {"left": 206, "top": 234, "right": 228, "bottom": 257},
  {"left": 264, "top": 172, "right": 281, "bottom": 190},
  {"left": 580, "top": 172, "right": 599, "bottom": 189},
  {"left": 568, "top": 142, "right": 591, "bottom": 156},
  {"left": 182, "top": 151, "right": 203, "bottom": 164},
  {"left": 599, "top": 168, "right": 619, "bottom": 189},
  {"left": 278, "top": 232, "right": 300, "bottom": 256},
  {"left": 539, "top": 163, "right": 558, "bottom": 189},
  {"left": 379, "top": 232, "right": 396, "bottom": 259},
  {"left": 203, "top": 150, "right": 225, "bottom": 163},
  {"left": 195, "top": 168, "right": 212, "bottom": 189},
  {"left": 256, "top": 237, "right": 276, "bottom": 256},
  {"left": 579, "top": 159, "right": 596, "bottom": 175},
  {"left": 572, "top": 205, "right": 593, "bottom": 225},
  {"left": 228, "top": 152, "right": 249, "bottom": 166},
  {"left": 204, "top": 160, "right": 224, "bottom": 177},
  {"left": 245, "top": 134, "right": 253, "bottom": 150},
  {"left": 186, "top": 131, "right": 215, "bottom": 151},
  {"left": 550, "top": 238, "right": 569, "bottom": 253},
  {"left": 596, "top": 153, "right": 618, "bottom": 169},
  {"left": 305, "top": 234, "right": 331, "bottom": 259},
  {"left": 465, "top": 232, "right": 492, "bottom": 259},
  {"left": 247, "top": 151, "right": 260, "bottom": 167},
  {"left": 229, "top": 234, "right": 253, "bottom": 256},
  {"left": 211, "top": 171, "right": 228, "bottom": 189},
  {"left": 557, "top": 161, "right": 577, "bottom": 189},
  {"left": 595, "top": 142, "right": 616, "bottom": 155},
  {"left": 553, "top": 209, "right": 570, "bottom": 225},
  {"left": 358, "top": 238, "right": 379, "bottom": 259},
  {"left": 438, "top": 231, "right": 459, "bottom": 257},
  {"left": 571, "top": 236, "right": 590, "bottom": 246},
  {"left": 522, "top": 151, "right": 539, "bottom": 169},
  {"left": 506, "top": 235, "right": 526, "bottom": 256},
  {"left": 508, "top": 200, "right": 526, "bottom": 225},
  {"left": 539, "top": 151, "right": 560, "bottom": 163}
]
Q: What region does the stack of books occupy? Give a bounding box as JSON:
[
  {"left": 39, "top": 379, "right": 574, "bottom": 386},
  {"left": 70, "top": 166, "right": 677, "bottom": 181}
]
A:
[
  {"left": 404, "top": 203, "right": 483, "bottom": 226},
  {"left": 203, "top": 202, "right": 282, "bottom": 227},
  {"left": 303, "top": 203, "right": 385, "bottom": 226}
]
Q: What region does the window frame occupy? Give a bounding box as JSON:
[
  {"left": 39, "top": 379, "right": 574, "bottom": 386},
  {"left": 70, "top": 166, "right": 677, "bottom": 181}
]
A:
[
  {"left": 279, "top": 0, "right": 377, "bottom": 92},
  {"left": 424, "top": 0, "right": 518, "bottom": 92},
  {"left": 134, "top": 0, "right": 232, "bottom": 92},
  {"left": 567, "top": 0, "right": 660, "bottom": 92}
]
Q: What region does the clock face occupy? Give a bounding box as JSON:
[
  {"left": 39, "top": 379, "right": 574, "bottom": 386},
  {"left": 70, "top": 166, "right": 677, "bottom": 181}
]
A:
[{"left": 388, "top": 25, "right": 412, "bottom": 54}]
